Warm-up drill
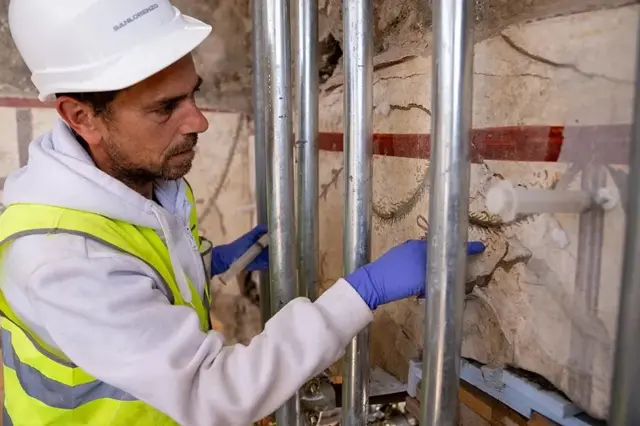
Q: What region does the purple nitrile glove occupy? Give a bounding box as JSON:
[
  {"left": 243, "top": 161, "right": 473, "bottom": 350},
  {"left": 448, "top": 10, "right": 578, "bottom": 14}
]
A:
[
  {"left": 211, "top": 224, "right": 269, "bottom": 276},
  {"left": 345, "top": 239, "right": 486, "bottom": 310}
]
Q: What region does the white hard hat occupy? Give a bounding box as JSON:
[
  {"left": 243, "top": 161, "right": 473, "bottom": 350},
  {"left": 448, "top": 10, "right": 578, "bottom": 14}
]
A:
[{"left": 9, "top": 0, "right": 212, "bottom": 102}]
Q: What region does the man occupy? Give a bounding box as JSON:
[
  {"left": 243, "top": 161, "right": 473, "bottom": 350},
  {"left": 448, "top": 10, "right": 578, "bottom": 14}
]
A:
[{"left": 0, "top": 1, "right": 486, "bottom": 425}]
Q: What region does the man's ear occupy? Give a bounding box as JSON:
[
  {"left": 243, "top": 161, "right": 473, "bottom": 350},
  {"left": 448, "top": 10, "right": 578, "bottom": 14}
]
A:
[{"left": 55, "top": 97, "right": 104, "bottom": 146}]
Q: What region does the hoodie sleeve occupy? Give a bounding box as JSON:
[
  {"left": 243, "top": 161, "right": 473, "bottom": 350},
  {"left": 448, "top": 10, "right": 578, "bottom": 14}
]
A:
[{"left": 24, "top": 242, "right": 374, "bottom": 426}]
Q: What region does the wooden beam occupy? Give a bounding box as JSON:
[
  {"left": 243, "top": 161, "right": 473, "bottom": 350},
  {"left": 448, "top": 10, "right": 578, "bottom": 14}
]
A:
[{"left": 528, "top": 412, "right": 560, "bottom": 426}]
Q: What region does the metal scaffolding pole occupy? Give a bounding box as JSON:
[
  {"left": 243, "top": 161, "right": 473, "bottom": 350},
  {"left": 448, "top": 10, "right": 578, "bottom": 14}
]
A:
[
  {"left": 251, "top": 0, "right": 271, "bottom": 328},
  {"left": 420, "top": 0, "right": 475, "bottom": 425},
  {"left": 295, "top": 0, "right": 319, "bottom": 302},
  {"left": 264, "top": 0, "right": 302, "bottom": 423},
  {"left": 341, "top": 0, "right": 373, "bottom": 424},
  {"left": 608, "top": 21, "right": 640, "bottom": 426}
]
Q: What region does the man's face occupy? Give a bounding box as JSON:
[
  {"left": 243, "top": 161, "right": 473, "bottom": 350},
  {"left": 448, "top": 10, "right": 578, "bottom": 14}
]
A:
[{"left": 90, "top": 55, "right": 209, "bottom": 184}]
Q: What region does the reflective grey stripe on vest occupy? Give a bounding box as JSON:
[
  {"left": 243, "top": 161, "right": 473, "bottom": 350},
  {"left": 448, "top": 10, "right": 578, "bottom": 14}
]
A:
[
  {"left": 199, "top": 237, "right": 212, "bottom": 314},
  {"left": 0, "top": 228, "right": 175, "bottom": 304},
  {"left": 3, "top": 406, "right": 13, "bottom": 426},
  {"left": 0, "top": 312, "right": 76, "bottom": 367},
  {"left": 2, "top": 329, "right": 137, "bottom": 409}
]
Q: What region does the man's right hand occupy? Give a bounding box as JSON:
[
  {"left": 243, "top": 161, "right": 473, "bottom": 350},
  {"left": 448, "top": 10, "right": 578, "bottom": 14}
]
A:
[{"left": 345, "top": 239, "right": 486, "bottom": 310}]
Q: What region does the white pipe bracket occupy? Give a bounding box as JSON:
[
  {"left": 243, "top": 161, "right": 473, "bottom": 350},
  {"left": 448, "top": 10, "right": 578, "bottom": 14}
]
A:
[{"left": 486, "top": 179, "right": 619, "bottom": 223}]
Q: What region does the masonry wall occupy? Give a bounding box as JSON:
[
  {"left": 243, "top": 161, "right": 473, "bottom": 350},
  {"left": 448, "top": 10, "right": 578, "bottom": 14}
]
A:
[{"left": 0, "top": 0, "right": 638, "bottom": 422}]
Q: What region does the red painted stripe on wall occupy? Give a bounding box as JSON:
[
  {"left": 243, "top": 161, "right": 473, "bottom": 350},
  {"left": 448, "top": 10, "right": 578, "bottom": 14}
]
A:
[
  {"left": 0, "top": 96, "right": 631, "bottom": 164},
  {"left": 0, "top": 96, "right": 54, "bottom": 110},
  {"left": 319, "top": 124, "right": 631, "bottom": 164}
]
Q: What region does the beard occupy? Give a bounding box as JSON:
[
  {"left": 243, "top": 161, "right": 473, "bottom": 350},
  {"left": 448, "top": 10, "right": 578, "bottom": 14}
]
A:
[{"left": 104, "top": 133, "right": 198, "bottom": 186}]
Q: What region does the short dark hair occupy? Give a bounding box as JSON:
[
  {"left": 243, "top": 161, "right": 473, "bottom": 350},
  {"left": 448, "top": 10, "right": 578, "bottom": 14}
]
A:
[
  {"left": 55, "top": 90, "right": 123, "bottom": 152},
  {"left": 55, "top": 90, "right": 122, "bottom": 116}
]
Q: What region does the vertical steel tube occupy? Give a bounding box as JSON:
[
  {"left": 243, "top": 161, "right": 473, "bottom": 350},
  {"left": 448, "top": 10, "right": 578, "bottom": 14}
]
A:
[
  {"left": 251, "top": 0, "right": 272, "bottom": 328},
  {"left": 341, "top": 0, "right": 373, "bottom": 424},
  {"left": 420, "top": 0, "right": 475, "bottom": 425},
  {"left": 608, "top": 21, "right": 640, "bottom": 426},
  {"left": 264, "top": 0, "right": 301, "bottom": 423},
  {"left": 293, "top": 1, "right": 318, "bottom": 424},
  {"left": 295, "top": 0, "right": 319, "bottom": 302}
]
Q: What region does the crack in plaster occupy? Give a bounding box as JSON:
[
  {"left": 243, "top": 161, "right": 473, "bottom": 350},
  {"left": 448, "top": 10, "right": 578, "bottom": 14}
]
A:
[
  {"left": 474, "top": 71, "right": 552, "bottom": 81},
  {"left": 323, "top": 83, "right": 344, "bottom": 94},
  {"left": 500, "top": 33, "right": 633, "bottom": 85},
  {"left": 322, "top": 55, "right": 420, "bottom": 94},
  {"left": 373, "top": 55, "right": 419, "bottom": 72},
  {"left": 389, "top": 103, "right": 431, "bottom": 115},
  {"left": 375, "top": 71, "right": 426, "bottom": 83},
  {"left": 322, "top": 93, "right": 342, "bottom": 109}
]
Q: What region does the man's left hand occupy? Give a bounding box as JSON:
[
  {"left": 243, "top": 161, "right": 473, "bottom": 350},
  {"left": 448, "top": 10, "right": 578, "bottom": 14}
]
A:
[{"left": 211, "top": 225, "right": 269, "bottom": 276}]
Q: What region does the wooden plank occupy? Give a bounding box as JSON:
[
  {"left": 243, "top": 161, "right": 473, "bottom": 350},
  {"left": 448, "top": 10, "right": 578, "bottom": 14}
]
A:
[
  {"left": 528, "top": 413, "right": 560, "bottom": 426},
  {"left": 460, "top": 403, "right": 491, "bottom": 426},
  {"left": 411, "top": 380, "right": 533, "bottom": 426},
  {"left": 459, "top": 381, "right": 497, "bottom": 421},
  {"left": 460, "top": 381, "right": 528, "bottom": 426}
]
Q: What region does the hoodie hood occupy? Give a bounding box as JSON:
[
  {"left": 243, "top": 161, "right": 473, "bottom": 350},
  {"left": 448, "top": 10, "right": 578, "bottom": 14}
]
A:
[
  {"left": 2, "top": 118, "right": 199, "bottom": 304},
  {"left": 4, "top": 118, "right": 169, "bottom": 229}
]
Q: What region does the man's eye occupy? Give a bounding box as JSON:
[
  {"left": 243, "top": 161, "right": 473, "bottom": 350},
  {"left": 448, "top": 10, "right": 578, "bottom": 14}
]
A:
[{"left": 157, "top": 102, "right": 177, "bottom": 115}]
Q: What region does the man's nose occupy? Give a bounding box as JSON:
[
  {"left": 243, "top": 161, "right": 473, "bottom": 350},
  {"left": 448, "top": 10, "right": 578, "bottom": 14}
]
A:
[{"left": 180, "top": 101, "right": 210, "bottom": 135}]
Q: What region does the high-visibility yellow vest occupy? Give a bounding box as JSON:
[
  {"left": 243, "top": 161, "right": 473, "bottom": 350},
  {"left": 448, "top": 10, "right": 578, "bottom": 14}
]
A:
[{"left": 0, "top": 183, "right": 212, "bottom": 426}]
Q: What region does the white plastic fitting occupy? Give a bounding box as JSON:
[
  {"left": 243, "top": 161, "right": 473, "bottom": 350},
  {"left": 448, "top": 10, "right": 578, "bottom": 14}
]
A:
[{"left": 485, "top": 179, "right": 618, "bottom": 223}]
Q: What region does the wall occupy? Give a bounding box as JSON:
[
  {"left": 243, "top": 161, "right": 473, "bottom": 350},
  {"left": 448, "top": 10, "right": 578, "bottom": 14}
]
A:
[
  {"left": 314, "top": 3, "right": 637, "bottom": 421},
  {"left": 0, "top": 0, "right": 638, "bottom": 422}
]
